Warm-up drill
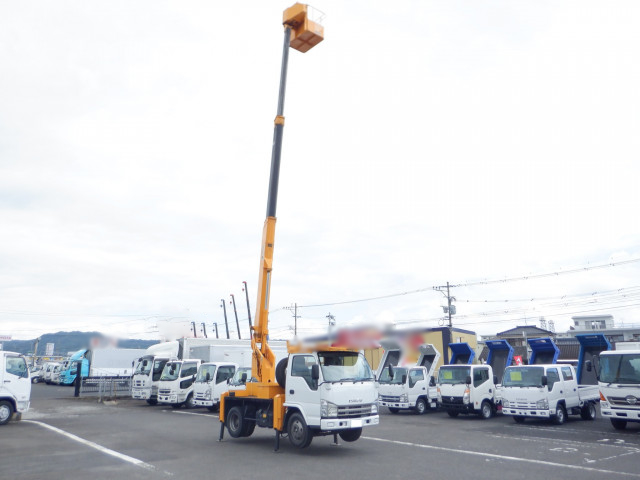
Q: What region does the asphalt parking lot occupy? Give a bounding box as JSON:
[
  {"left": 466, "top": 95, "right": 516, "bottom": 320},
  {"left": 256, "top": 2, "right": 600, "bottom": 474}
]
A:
[{"left": 1, "top": 384, "right": 639, "bottom": 480}]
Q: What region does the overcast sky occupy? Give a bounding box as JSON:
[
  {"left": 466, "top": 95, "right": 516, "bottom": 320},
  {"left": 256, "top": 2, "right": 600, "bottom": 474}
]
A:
[{"left": 2, "top": 1, "right": 639, "bottom": 343}]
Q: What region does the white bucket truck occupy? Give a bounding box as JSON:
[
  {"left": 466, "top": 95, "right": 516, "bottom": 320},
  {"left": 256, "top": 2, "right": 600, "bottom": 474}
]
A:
[
  {"left": 501, "top": 336, "right": 600, "bottom": 424},
  {"left": 377, "top": 343, "right": 440, "bottom": 414},
  {"left": 595, "top": 339, "right": 640, "bottom": 430},
  {"left": 0, "top": 351, "right": 31, "bottom": 425},
  {"left": 437, "top": 341, "right": 509, "bottom": 419}
]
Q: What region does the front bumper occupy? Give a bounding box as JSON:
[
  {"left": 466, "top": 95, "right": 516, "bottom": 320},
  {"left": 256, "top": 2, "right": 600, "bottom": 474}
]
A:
[
  {"left": 158, "top": 394, "right": 181, "bottom": 404},
  {"left": 193, "top": 399, "right": 214, "bottom": 407},
  {"left": 132, "top": 388, "right": 151, "bottom": 400},
  {"left": 502, "top": 408, "right": 551, "bottom": 418},
  {"left": 380, "top": 400, "right": 410, "bottom": 409},
  {"left": 320, "top": 414, "right": 379, "bottom": 430}
]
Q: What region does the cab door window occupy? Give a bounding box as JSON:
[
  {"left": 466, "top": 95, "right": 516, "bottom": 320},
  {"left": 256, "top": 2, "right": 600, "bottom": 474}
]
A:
[
  {"left": 216, "top": 366, "right": 235, "bottom": 384},
  {"left": 291, "top": 355, "right": 317, "bottom": 390},
  {"left": 6, "top": 356, "right": 28, "bottom": 378},
  {"left": 409, "top": 369, "right": 424, "bottom": 388},
  {"left": 473, "top": 368, "right": 489, "bottom": 387},
  {"left": 547, "top": 368, "right": 560, "bottom": 391}
]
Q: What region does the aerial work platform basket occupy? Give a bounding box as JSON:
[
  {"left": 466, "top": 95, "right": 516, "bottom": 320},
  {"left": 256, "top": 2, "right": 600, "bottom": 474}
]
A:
[{"left": 283, "top": 3, "right": 325, "bottom": 53}]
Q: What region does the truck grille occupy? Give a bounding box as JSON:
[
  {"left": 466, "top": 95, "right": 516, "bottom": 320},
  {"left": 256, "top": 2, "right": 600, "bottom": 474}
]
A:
[
  {"left": 510, "top": 401, "right": 537, "bottom": 409},
  {"left": 608, "top": 396, "right": 640, "bottom": 408},
  {"left": 133, "top": 379, "right": 145, "bottom": 387},
  {"left": 337, "top": 404, "right": 375, "bottom": 418},
  {"left": 440, "top": 396, "right": 464, "bottom": 406},
  {"left": 194, "top": 392, "right": 207, "bottom": 400},
  {"left": 380, "top": 395, "right": 401, "bottom": 403},
  {"left": 158, "top": 389, "right": 171, "bottom": 396}
]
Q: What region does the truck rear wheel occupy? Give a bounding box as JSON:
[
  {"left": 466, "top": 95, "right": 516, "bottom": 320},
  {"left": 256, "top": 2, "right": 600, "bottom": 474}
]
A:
[
  {"left": 287, "top": 412, "right": 313, "bottom": 448},
  {"left": 227, "top": 406, "right": 245, "bottom": 438},
  {"left": 580, "top": 402, "right": 596, "bottom": 420},
  {"left": 447, "top": 411, "right": 459, "bottom": 418},
  {"left": 415, "top": 398, "right": 427, "bottom": 415},
  {"left": 513, "top": 416, "right": 526, "bottom": 424},
  {"left": 339, "top": 428, "right": 362, "bottom": 442},
  {"left": 0, "top": 401, "right": 14, "bottom": 425},
  {"left": 611, "top": 419, "right": 627, "bottom": 430}
]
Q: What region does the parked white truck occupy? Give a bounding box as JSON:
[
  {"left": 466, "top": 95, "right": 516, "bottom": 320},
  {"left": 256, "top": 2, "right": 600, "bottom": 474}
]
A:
[
  {"left": 437, "top": 341, "right": 512, "bottom": 419},
  {"left": 501, "top": 363, "right": 599, "bottom": 424},
  {"left": 158, "top": 358, "right": 202, "bottom": 408},
  {"left": 377, "top": 344, "right": 440, "bottom": 414},
  {"left": 0, "top": 351, "right": 31, "bottom": 425},
  {"left": 192, "top": 362, "right": 238, "bottom": 410},
  {"left": 597, "top": 348, "right": 640, "bottom": 430},
  {"left": 132, "top": 342, "right": 179, "bottom": 405}
]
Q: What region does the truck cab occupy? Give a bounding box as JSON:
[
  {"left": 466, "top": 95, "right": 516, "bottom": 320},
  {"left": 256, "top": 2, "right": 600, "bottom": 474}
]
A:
[
  {"left": 132, "top": 355, "right": 171, "bottom": 405},
  {"left": 378, "top": 344, "right": 440, "bottom": 414},
  {"left": 192, "top": 362, "right": 238, "bottom": 410},
  {"left": 501, "top": 363, "right": 599, "bottom": 424},
  {"left": 597, "top": 349, "right": 640, "bottom": 430},
  {"left": 157, "top": 359, "right": 201, "bottom": 408},
  {"left": 0, "top": 351, "right": 31, "bottom": 425}
]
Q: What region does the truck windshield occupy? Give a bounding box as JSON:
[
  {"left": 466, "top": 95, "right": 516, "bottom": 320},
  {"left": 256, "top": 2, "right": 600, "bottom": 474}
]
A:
[
  {"left": 437, "top": 366, "right": 470, "bottom": 385},
  {"left": 196, "top": 365, "right": 216, "bottom": 383},
  {"left": 502, "top": 366, "right": 545, "bottom": 387},
  {"left": 160, "top": 362, "right": 181, "bottom": 381},
  {"left": 230, "top": 367, "right": 252, "bottom": 386},
  {"left": 318, "top": 351, "right": 374, "bottom": 382},
  {"left": 134, "top": 357, "right": 154, "bottom": 375},
  {"left": 599, "top": 354, "right": 640, "bottom": 384},
  {"left": 378, "top": 367, "right": 407, "bottom": 385}
]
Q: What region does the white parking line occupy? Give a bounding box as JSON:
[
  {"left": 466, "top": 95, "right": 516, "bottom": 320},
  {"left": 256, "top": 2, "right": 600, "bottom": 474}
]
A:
[
  {"left": 363, "top": 436, "right": 640, "bottom": 478},
  {"left": 170, "top": 410, "right": 219, "bottom": 418},
  {"left": 24, "top": 420, "right": 159, "bottom": 473}
]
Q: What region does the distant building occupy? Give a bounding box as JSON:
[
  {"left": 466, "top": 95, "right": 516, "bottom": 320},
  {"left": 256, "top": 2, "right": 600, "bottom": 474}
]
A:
[{"left": 570, "top": 315, "right": 614, "bottom": 331}]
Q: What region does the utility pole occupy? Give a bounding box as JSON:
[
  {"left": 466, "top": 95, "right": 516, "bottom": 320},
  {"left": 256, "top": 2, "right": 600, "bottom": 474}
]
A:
[
  {"left": 212, "top": 322, "right": 219, "bottom": 339},
  {"left": 242, "top": 281, "right": 252, "bottom": 328},
  {"left": 326, "top": 313, "right": 336, "bottom": 336},
  {"left": 230, "top": 294, "right": 242, "bottom": 339},
  {"left": 435, "top": 282, "right": 456, "bottom": 328},
  {"left": 284, "top": 303, "right": 300, "bottom": 337},
  {"left": 191, "top": 321, "right": 198, "bottom": 338},
  {"left": 201, "top": 322, "right": 208, "bottom": 338},
  {"left": 220, "top": 299, "right": 230, "bottom": 339}
]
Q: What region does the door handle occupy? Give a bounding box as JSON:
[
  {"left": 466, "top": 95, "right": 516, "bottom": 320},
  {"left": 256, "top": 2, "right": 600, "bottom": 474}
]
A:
[
  {"left": 4, "top": 380, "right": 10, "bottom": 383},
  {"left": 289, "top": 390, "right": 294, "bottom": 394}
]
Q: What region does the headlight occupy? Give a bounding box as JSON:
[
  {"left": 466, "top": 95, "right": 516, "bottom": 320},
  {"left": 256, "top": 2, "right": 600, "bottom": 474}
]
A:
[
  {"left": 205, "top": 389, "right": 211, "bottom": 399},
  {"left": 536, "top": 399, "right": 548, "bottom": 410},
  {"left": 371, "top": 403, "right": 378, "bottom": 414},
  {"left": 463, "top": 388, "right": 470, "bottom": 404},
  {"left": 321, "top": 400, "right": 338, "bottom": 418},
  {"left": 400, "top": 394, "right": 408, "bottom": 403},
  {"left": 502, "top": 399, "right": 510, "bottom": 408}
]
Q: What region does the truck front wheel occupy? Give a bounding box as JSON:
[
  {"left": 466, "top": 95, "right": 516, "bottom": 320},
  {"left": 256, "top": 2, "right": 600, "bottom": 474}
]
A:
[
  {"left": 479, "top": 400, "right": 493, "bottom": 419},
  {"left": 415, "top": 398, "right": 427, "bottom": 415},
  {"left": 0, "top": 401, "right": 14, "bottom": 425},
  {"left": 447, "top": 411, "right": 459, "bottom": 418},
  {"left": 611, "top": 419, "right": 627, "bottom": 430},
  {"left": 287, "top": 412, "right": 313, "bottom": 448},
  {"left": 339, "top": 428, "right": 362, "bottom": 442},
  {"left": 552, "top": 404, "right": 566, "bottom": 425}
]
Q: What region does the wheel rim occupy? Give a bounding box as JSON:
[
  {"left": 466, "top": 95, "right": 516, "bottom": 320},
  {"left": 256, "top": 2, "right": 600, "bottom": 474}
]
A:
[
  {"left": 0, "top": 405, "right": 11, "bottom": 423},
  {"left": 417, "top": 401, "right": 425, "bottom": 414},
  {"left": 589, "top": 404, "right": 596, "bottom": 418},
  {"left": 557, "top": 407, "right": 564, "bottom": 423},
  {"left": 229, "top": 412, "right": 240, "bottom": 432},
  {"left": 483, "top": 404, "right": 491, "bottom": 418},
  {"left": 290, "top": 418, "right": 305, "bottom": 444}
]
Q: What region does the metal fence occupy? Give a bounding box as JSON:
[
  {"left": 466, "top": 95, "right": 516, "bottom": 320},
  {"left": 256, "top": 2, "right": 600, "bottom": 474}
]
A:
[{"left": 79, "top": 376, "right": 132, "bottom": 399}]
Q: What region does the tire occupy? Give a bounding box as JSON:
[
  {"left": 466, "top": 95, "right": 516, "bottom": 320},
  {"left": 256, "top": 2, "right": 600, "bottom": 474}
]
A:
[
  {"left": 479, "top": 400, "right": 492, "bottom": 420},
  {"left": 339, "top": 428, "right": 362, "bottom": 442},
  {"left": 388, "top": 407, "right": 400, "bottom": 414},
  {"left": 275, "top": 358, "right": 288, "bottom": 389},
  {"left": 0, "top": 401, "right": 14, "bottom": 425},
  {"left": 447, "top": 410, "right": 459, "bottom": 418},
  {"left": 611, "top": 419, "right": 627, "bottom": 430},
  {"left": 242, "top": 421, "right": 256, "bottom": 437},
  {"left": 185, "top": 394, "right": 196, "bottom": 409},
  {"left": 227, "top": 406, "right": 245, "bottom": 438},
  {"left": 171, "top": 403, "right": 183, "bottom": 409},
  {"left": 415, "top": 398, "right": 427, "bottom": 415},
  {"left": 287, "top": 412, "right": 313, "bottom": 449},
  {"left": 552, "top": 404, "right": 566, "bottom": 425},
  {"left": 580, "top": 402, "right": 597, "bottom": 420},
  {"left": 207, "top": 406, "right": 218, "bottom": 412},
  {"left": 146, "top": 399, "right": 158, "bottom": 406},
  {"left": 513, "top": 416, "right": 526, "bottom": 424}
]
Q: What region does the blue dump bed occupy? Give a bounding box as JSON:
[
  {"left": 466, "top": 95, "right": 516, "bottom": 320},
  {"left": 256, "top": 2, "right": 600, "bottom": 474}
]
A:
[
  {"left": 527, "top": 337, "right": 559, "bottom": 365},
  {"left": 449, "top": 342, "right": 475, "bottom": 365},
  {"left": 576, "top": 333, "right": 611, "bottom": 385},
  {"left": 485, "top": 339, "right": 514, "bottom": 383}
]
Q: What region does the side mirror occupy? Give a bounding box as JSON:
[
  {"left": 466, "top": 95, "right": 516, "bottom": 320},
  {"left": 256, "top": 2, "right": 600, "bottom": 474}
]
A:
[
  {"left": 541, "top": 375, "right": 548, "bottom": 386},
  {"left": 585, "top": 360, "right": 592, "bottom": 372},
  {"left": 493, "top": 375, "right": 498, "bottom": 385},
  {"left": 311, "top": 364, "right": 320, "bottom": 381},
  {"left": 241, "top": 373, "right": 247, "bottom": 384},
  {"left": 388, "top": 365, "right": 394, "bottom": 379},
  {"left": 465, "top": 375, "right": 472, "bottom": 385},
  {"left": 401, "top": 374, "right": 407, "bottom": 385},
  {"left": 429, "top": 376, "right": 436, "bottom": 387},
  {"left": 206, "top": 372, "right": 211, "bottom": 382}
]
